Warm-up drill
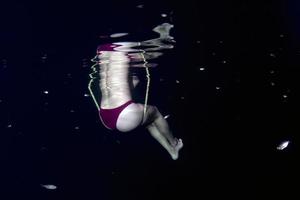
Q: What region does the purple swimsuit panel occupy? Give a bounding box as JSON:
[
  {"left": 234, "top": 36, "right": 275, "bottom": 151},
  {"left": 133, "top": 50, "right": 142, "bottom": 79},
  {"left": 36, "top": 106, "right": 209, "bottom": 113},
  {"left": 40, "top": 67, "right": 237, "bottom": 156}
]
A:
[{"left": 99, "top": 100, "right": 133, "bottom": 130}]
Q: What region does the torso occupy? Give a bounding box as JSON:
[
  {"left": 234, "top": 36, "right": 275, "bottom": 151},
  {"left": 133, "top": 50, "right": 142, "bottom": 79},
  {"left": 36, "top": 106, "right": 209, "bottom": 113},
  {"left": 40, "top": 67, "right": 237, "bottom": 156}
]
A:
[{"left": 99, "top": 51, "right": 132, "bottom": 109}]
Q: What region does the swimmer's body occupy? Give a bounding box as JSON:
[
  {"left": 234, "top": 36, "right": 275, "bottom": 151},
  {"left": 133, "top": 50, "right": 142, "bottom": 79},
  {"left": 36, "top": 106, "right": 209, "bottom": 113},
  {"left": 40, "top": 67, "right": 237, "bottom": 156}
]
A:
[{"left": 95, "top": 45, "right": 183, "bottom": 160}]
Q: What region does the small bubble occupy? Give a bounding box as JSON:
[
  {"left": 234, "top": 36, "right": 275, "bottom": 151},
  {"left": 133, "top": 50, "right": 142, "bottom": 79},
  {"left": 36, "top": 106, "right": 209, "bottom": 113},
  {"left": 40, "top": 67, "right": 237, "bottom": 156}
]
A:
[
  {"left": 41, "top": 184, "right": 57, "bottom": 190},
  {"left": 270, "top": 82, "right": 275, "bottom": 86},
  {"left": 270, "top": 70, "right": 275, "bottom": 74},
  {"left": 84, "top": 93, "right": 90, "bottom": 97},
  {"left": 280, "top": 34, "right": 284, "bottom": 38},
  {"left": 41, "top": 54, "right": 47, "bottom": 62},
  {"left": 216, "top": 86, "right": 221, "bottom": 90},
  {"left": 277, "top": 140, "right": 290, "bottom": 150},
  {"left": 269, "top": 53, "right": 276, "bottom": 58},
  {"left": 43, "top": 90, "right": 49, "bottom": 94},
  {"left": 180, "top": 96, "right": 185, "bottom": 100},
  {"left": 199, "top": 67, "right": 205, "bottom": 71},
  {"left": 110, "top": 33, "right": 129, "bottom": 38},
  {"left": 222, "top": 60, "right": 227, "bottom": 64},
  {"left": 74, "top": 126, "right": 80, "bottom": 130},
  {"left": 161, "top": 13, "right": 167, "bottom": 17},
  {"left": 282, "top": 94, "right": 288, "bottom": 98},
  {"left": 7, "top": 124, "right": 12, "bottom": 128},
  {"left": 164, "top": 115, "right": 170, "bottom": 119},
  {"left": 136, "top": 4, "right": 144, "bottom": 8},
  {"left": 176, "top": 80, "right": 180, "bottom": 84}
]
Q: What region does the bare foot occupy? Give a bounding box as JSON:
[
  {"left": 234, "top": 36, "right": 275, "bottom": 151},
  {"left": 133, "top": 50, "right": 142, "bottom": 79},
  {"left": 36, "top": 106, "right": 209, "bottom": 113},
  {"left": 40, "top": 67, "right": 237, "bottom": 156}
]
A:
[{"left": 169, "top": 138, "right": 184, "bottom": 160}]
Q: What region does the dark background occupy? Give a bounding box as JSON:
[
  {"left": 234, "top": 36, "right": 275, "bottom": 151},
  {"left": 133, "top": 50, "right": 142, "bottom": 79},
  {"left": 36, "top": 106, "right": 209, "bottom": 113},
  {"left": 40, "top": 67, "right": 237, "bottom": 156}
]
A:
[{"left": 1, "top": 0, "right": 299, "bottom": 199}]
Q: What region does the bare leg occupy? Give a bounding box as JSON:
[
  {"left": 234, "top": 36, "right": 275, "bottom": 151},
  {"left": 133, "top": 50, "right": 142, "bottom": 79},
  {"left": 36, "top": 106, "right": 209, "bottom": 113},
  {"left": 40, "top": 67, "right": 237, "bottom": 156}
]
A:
[{"left": 139, "top": 104, "right": 183, "bottom": 160}]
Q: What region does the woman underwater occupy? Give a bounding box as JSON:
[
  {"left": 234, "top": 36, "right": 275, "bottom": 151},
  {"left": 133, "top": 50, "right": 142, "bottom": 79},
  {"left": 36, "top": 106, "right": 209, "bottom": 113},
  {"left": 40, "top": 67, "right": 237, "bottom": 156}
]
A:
[{"left": 89, "top": 23, "right": 183, "bottom": 160}]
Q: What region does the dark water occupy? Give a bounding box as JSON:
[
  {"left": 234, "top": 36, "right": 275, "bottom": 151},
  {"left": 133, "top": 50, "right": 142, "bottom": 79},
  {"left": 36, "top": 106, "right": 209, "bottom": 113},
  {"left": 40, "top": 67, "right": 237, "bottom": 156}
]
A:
[{"left": 1, "top": 0, "right": 299, "bottom": 199}]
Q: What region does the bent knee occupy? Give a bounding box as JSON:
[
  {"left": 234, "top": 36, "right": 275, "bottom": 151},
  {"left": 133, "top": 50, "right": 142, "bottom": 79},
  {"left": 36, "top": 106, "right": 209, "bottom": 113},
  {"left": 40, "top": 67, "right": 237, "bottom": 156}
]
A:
[{"left": 141, "top": 105, "right": 160, "bottom": 126}]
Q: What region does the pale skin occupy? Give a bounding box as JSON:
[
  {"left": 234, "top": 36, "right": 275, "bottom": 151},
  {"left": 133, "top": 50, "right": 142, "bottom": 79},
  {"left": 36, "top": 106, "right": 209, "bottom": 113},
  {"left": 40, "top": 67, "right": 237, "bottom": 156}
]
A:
[{"left": 98, "top": 50, "right": 183, "bottom": 160}]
